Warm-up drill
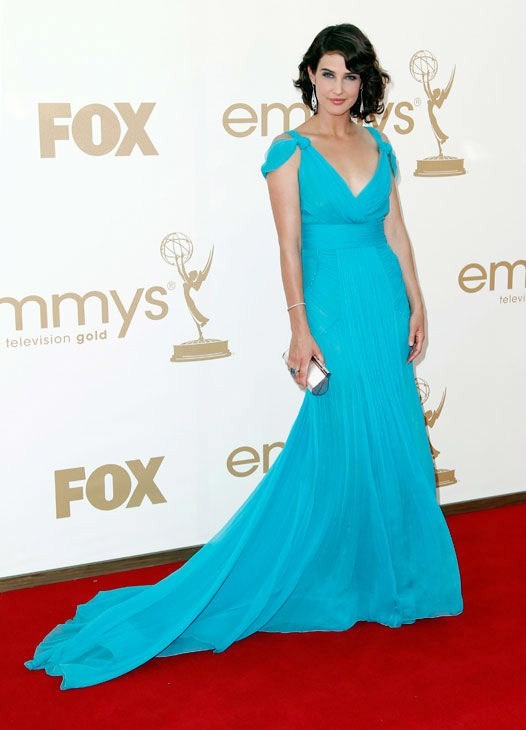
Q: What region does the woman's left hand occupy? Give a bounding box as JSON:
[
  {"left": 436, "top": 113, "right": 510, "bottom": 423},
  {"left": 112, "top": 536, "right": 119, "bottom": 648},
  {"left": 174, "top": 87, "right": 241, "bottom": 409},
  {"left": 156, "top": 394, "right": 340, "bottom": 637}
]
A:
[{"left": 407, "top": 307, "right": 425, "bottom": 363}]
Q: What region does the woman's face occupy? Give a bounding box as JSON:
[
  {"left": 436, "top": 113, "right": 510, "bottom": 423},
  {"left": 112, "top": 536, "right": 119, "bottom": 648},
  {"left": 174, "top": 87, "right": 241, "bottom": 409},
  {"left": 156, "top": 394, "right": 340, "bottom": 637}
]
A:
[{"left": 308, "top": 52, "right": 361, "bottom": 115}]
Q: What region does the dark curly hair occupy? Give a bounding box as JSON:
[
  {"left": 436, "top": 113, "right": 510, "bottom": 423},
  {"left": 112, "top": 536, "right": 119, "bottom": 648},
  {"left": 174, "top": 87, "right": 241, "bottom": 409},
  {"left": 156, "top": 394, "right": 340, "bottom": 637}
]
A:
[{"left": 293, "top": 24, "right": 391, "bottom": 123}]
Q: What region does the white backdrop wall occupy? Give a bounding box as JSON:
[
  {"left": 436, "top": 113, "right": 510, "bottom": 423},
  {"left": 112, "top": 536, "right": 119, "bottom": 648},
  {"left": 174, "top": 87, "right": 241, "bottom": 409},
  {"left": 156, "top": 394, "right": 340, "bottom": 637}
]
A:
[{"left": 1, "top": 0, "right": 524, "bottom": 578}]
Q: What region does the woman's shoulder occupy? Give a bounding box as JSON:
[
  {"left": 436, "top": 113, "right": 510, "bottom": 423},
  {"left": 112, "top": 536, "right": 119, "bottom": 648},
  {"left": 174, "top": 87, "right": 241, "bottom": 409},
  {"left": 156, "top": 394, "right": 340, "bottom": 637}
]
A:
[{"left": 260, "top": 132, "right": 301, "bottom": 178}]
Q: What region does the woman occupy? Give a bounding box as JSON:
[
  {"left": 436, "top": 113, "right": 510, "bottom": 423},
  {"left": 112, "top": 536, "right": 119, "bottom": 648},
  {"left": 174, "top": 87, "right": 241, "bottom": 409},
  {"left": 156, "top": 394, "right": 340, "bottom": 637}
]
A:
[{"left": 25, "top": 23, "right": 463, "bottom": 690}]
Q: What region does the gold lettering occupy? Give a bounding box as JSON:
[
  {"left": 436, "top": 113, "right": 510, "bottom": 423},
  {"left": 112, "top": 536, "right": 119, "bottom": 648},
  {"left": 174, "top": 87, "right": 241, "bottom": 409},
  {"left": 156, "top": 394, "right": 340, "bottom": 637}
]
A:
[
  {"left": 0, "top": 295, "right": 48, "bottom": 330},
  {"left": 392, "top": 102, "right": 415, "bottom": 134},
  {"left": 458, "top": 263, "right": 487, "bottom": 293},
  {"left": 262, "top": 441, "right": 284, "bottom": 472},
  {"left": 126, "top": 457, "right": 167, "bottom": 507},
  {"left": 110, "top": 288, "right": 144, "bottom": 338},
  {"left": 114, "top": 102, "right": 158, "bottom": 156},
  {"left": 86, "top": 464, "right": 131, "bottom": 510},
  {"left": 38, "top": 103, "right": 71, "bottom": 158},
  {"left": 489, "top": 260, "right": 526, "bottom": 290},
  {"left": 55, "top": 467, "right": 85, "bottom": 518},
  {"left": 71, "top": 104, "right": 120, "bottom": 156},
  {"left": 222, "top": 103, "right": 258, "bottom": 137},
  {"left": 227, "top": 446, "right": 259, "bottom": 476},
  {"left": 144, "top": 286, "right": 169, "bottom": 320},
  {"left": 260, "top": 102, "right": 309, "bottom": 137},
  {"left": 52, "top": 291, "right": 109, "bottom": 327}
]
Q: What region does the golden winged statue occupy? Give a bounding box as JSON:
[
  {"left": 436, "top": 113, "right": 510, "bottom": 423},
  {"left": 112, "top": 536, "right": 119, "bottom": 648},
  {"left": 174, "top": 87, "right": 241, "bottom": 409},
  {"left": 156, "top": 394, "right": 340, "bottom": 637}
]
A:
[{"left": 175, "top": 245, "right": 214, "bottom": 340}]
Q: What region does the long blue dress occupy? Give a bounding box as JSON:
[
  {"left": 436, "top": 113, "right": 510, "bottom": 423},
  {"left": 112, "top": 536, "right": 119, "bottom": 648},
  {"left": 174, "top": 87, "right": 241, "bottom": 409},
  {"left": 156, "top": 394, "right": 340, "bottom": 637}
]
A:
[{"left": 24, "top": 126, "right": 463, "bottom": 690}]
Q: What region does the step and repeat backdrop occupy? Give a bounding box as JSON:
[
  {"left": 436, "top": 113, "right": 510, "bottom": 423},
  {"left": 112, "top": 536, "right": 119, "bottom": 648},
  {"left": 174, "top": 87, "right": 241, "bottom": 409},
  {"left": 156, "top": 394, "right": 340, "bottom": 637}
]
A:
[{"left": 1, "top": 0, "right": 524, "bottom": 578}]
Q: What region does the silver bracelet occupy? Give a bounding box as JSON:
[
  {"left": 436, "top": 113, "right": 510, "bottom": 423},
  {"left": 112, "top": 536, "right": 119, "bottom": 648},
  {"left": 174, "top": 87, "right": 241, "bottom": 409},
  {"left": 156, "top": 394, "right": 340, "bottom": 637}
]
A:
[{"left": 287, "top": 301, "right": 306, "bottom": 311}]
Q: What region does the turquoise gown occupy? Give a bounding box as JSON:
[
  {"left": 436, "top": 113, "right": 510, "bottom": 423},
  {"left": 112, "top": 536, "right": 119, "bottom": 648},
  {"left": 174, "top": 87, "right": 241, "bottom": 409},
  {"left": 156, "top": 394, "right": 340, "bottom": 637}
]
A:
[{"left": 24, "top": 126, "right": 463, "bottom": 690}]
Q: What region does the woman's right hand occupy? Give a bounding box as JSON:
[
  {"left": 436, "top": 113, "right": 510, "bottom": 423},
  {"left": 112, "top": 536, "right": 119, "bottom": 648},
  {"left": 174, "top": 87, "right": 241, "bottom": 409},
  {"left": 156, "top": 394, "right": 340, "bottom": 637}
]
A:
[{"left": 286, "top": 331, "right": 326, "bottom": 390}]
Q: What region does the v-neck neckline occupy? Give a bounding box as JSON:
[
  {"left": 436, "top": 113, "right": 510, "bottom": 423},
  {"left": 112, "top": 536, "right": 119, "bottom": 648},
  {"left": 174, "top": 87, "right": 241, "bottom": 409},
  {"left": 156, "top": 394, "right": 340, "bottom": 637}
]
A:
[{"left": 288, "top": 127, "right": 383, "bottom": 200}]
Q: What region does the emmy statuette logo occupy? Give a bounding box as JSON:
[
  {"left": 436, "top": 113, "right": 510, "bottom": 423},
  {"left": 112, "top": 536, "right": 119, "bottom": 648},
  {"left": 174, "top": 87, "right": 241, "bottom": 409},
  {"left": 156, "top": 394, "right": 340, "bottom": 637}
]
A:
[
  {"left": 416, "top": 378, "right": 457, "bottom": 488},
  {"left": 409, "top": 51, "right": 466, "bottom": 177},
  {"left": 160, "top": 232, "right": 232, "bottom": 362}
]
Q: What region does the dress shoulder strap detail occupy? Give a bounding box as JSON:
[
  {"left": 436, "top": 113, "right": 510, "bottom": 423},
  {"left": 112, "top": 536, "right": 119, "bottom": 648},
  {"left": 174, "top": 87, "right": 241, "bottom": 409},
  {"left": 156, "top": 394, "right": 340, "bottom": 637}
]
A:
[
  {"left": 366, "top": 126, "right": 399, "bottom": 182},
  {"left": 260, "top": 132, "right": 307, "bottom": 178},
  {"left": 284, "top": 129, "right": 310, "bottom": 148}
]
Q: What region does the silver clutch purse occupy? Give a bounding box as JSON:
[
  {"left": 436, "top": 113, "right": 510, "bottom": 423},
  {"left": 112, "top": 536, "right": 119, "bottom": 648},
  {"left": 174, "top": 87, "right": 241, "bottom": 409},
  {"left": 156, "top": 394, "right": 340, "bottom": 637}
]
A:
[{"left": 282, "top": 349, "right": 331, "bottom": 395}]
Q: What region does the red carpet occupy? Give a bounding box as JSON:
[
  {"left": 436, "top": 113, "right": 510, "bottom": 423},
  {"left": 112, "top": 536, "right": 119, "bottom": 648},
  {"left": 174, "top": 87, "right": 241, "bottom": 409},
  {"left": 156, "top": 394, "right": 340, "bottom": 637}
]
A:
[{"left": 2, "top": 503, "right": 525, "bottom": 729}]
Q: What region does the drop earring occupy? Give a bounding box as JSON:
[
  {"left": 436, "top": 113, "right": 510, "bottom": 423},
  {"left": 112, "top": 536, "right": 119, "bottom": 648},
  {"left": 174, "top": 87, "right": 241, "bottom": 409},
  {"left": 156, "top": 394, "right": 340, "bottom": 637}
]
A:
[
  {"left": 311, "top": 82, "right": 318, "bottom": 113},
  {"left": 359, "top": 86, "right": 364, "bottom": 116}
]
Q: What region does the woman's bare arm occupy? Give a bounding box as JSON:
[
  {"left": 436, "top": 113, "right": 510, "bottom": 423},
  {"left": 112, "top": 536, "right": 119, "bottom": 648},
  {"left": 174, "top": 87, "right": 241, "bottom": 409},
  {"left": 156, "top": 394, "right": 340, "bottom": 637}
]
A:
[
  {"left": 381, "top": 132, "right": 424, "bottom": 314},
  {"left": 380, "top": 131, "right": 425, "bottom": 361},
  {"left": 264, "top": 135, "right": 326, "bottom": 384}
]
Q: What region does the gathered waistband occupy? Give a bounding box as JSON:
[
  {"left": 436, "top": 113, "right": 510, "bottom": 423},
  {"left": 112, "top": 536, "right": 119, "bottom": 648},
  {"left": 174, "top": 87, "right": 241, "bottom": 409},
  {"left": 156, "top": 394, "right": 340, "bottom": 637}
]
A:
[{"left": 301, "top": 221, "right": 387, "bottom": 250}]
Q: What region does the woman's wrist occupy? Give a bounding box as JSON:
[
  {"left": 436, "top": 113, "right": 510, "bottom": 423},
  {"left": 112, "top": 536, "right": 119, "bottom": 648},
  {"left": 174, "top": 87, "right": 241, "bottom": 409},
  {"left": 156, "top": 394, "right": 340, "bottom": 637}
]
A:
[
  {"left": 410, "top": 296, "right": 424, "bottom": 314},
  {"left": 291, "top": 323, "right": 311, "bottom": 339},
  {"left": 288, "top": 305, "right": 310, "bottom": 335}
]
